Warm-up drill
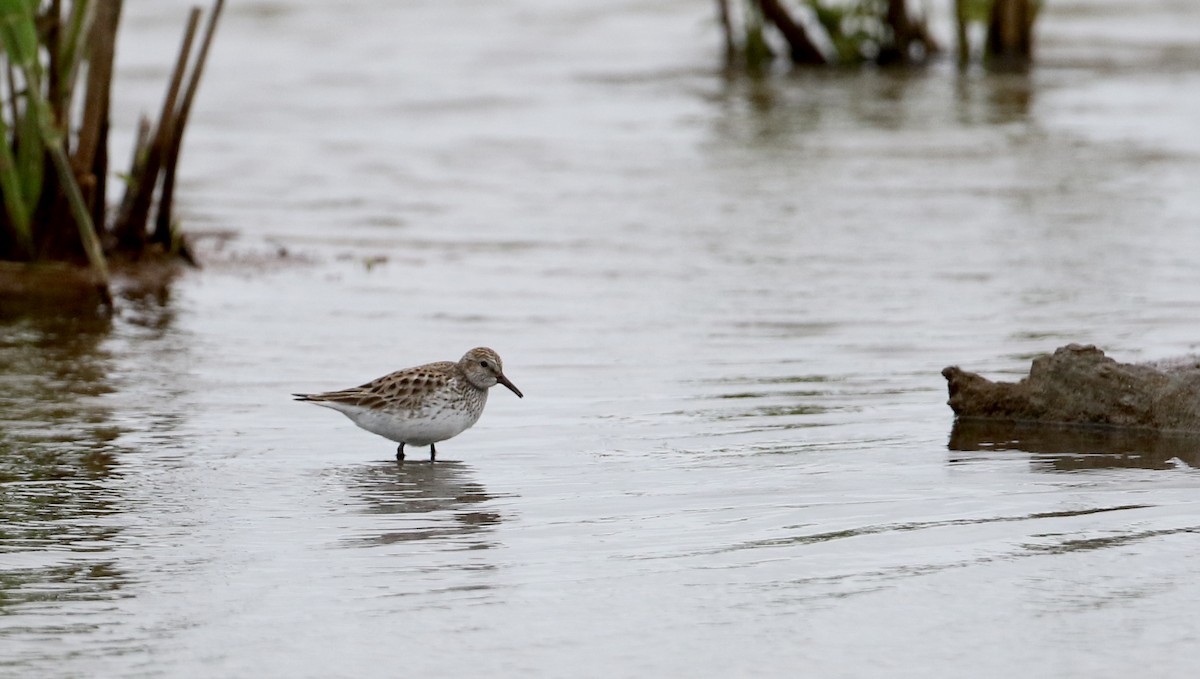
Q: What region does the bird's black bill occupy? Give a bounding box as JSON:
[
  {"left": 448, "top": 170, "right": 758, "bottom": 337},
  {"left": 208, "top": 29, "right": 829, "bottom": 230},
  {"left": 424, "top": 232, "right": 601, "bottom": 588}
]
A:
[{"left": 498, "top": 374, "right": 523, "bottom": 398}]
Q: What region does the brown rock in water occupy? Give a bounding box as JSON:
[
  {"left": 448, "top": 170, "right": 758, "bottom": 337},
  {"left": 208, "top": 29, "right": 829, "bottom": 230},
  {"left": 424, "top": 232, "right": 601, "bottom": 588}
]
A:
[{"left": 942, "top": 344, "right": 1200, "bottom": 432}]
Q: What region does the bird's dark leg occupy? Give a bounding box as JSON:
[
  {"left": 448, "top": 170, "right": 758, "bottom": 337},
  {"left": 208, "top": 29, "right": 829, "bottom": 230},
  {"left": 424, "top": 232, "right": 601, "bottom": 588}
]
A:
[
  {"left": 430, "top": 443, "right": 437, "bottom": 463},
  {"left": 396, "top": 442, "right": 405, "bottom": 461}
]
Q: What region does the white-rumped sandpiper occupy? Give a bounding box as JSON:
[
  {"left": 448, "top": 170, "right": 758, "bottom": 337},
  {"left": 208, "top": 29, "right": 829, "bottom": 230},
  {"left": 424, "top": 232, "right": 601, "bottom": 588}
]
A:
[{"left": 294, "top": 347, "right": 522, "bottom": 461}]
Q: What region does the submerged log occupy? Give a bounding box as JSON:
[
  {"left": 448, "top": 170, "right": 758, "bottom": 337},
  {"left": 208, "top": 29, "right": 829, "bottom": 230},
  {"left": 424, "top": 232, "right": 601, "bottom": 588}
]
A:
[{"left": 942, "top": 344, "right": 1200, "bottom": 432}]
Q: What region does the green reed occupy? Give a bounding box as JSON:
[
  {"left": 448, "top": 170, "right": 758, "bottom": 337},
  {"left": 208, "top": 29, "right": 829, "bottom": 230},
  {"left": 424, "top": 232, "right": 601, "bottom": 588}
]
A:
[
  {"left": 717, "top": 0, "right": 1037, "bottom": 69},
  {"left": 0, "top": 0, "right": 224, "bottom": 305}
]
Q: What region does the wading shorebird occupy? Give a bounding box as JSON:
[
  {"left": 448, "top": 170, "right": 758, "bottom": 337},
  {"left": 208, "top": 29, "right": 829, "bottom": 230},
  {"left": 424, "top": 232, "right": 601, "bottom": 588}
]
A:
[{"left": 294, "top": 347, "right": 523, "bottom": 461}]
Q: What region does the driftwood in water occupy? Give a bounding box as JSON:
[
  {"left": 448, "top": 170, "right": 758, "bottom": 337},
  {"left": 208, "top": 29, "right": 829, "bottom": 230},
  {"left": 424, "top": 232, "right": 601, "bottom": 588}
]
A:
[{"left": 943, "top": 344, "right": 1200, "bottom": 432}]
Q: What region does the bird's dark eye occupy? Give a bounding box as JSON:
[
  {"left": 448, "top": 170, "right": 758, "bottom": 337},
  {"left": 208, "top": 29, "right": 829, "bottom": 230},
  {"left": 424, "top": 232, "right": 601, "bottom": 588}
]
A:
[{"left": 480, "top": 360, "right": 490, "bottom": 368}]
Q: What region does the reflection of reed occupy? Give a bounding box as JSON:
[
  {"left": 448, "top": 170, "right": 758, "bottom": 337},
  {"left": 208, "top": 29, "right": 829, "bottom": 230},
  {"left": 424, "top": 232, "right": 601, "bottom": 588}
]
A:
[
  {"left": 948, "top": 418, "right": 1200, "bottom": 471},
  {"left": 330, "top": 460, "right": 503, "bottom": 548},
  {"left": 1, "top": 300, "right": 116, "bottom": 484},
  {"left": 0, "top": 289, "right": 173, "bottom": 610},
  {"left": 1, "top": 301, "right": 118, "bottom": 613}
]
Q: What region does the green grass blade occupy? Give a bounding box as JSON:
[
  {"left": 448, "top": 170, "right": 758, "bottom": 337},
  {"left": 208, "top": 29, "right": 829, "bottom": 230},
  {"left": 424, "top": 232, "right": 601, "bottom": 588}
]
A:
[
  {"left": 58, "top": 1, "right": 93, "bottom": 113},
  {"left": 15, "top": 97, "right": 43, "bottom": 221},
  {"left": 3, "top": 0, "right": 108, "bottom": 294},
  {"left": 0, "top": 0, "right": 40, "bottom": 69},
  {"left": 0, "top": 112, "right": 33, "bottom": 253},
  {"left": 0, "top": 0, "right": 39, "bottom": 255}
]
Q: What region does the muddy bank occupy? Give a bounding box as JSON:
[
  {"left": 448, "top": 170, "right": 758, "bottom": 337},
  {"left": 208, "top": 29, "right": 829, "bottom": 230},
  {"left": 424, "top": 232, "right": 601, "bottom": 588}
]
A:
[{"left": 943, "top": 344, "right": 1200, "bottom": 432}]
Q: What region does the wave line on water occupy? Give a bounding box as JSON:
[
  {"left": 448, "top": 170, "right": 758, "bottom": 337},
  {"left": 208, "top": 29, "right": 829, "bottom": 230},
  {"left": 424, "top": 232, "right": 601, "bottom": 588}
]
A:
[{"left": 633, "top": 503, "right": 1159, "bottom": 559}]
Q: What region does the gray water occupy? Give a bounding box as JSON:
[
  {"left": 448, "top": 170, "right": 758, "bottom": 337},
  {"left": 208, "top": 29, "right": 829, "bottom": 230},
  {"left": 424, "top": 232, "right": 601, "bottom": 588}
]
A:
[{"left": 4, "top": 0, "right": 1200, "bottom": 676}]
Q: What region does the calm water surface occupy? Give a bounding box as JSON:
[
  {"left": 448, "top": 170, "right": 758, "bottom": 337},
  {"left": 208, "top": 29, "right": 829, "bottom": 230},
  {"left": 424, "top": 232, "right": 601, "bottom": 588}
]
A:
[{"left": 4, "top": 0, "right": 1200, "bottom": 677}]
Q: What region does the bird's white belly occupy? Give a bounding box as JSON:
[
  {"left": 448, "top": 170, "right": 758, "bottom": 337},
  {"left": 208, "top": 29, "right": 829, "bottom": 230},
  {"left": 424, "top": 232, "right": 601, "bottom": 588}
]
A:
[{"left": 335, "top": 403, "right": 482, "bottom": 446}]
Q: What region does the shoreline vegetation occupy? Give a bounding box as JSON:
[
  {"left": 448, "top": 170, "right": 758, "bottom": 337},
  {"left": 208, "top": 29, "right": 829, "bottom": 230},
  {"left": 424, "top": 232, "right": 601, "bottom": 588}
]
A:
[
  {"left": 0, "top": 0, "right": 225, "bottom": 308},
  {"left": 1, "top": 1, "right": 1036, "bottom": 311},
  {"left": 716, "top": 0, "right": 1036, "bottom": 70}
]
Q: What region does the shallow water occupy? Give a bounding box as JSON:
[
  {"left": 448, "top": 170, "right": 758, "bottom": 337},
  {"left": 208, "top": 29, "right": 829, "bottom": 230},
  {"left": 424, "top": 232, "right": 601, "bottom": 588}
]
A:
[{"left": 4, "top": 0, "right": 1200, "bottom": 676}]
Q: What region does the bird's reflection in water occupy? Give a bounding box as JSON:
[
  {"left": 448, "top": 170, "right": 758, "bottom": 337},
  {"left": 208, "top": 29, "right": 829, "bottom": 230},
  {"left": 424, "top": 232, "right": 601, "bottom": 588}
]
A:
[
  {"left": 948, "top": 418, "right": 1200, "bottom": 471},
  {"left": 329, "top": 459, "right": 505, "bottom": 548}
]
